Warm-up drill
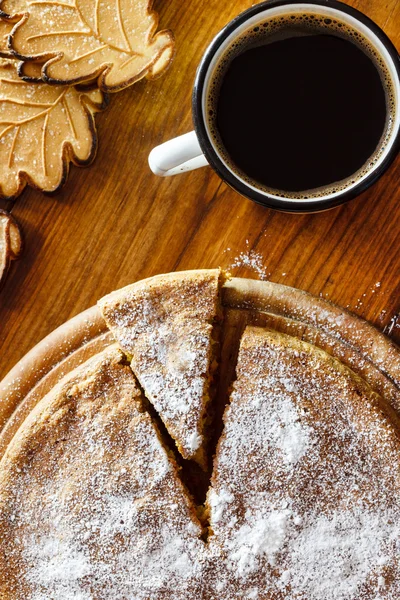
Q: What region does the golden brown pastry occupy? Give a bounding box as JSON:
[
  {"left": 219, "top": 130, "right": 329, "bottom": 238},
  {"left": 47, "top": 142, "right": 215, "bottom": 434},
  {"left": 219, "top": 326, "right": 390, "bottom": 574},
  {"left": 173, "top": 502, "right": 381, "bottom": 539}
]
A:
[
  {"left": 2, "top": 0, "right": 175, "bottom": 91},
  {"left": 99, "top": 269, "right": 222, "bottom": 468},
  {"left": 0, "top": 56, "right": 106, "bottom": 199},
  {"left": 1, "top": 273, "right": 400, "bottom": 600},
  {"left": 0, "top": 346, "right": 205, "bottom": 599},
  {"left": 206, "top": 326, "right": 400, "bottom": 599}
]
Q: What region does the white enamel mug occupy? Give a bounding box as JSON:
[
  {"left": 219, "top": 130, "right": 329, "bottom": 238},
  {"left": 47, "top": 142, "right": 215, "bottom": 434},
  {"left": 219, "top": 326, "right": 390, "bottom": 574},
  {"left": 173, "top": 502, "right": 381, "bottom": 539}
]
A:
[{"left": 149, "top": 0, "right": 400, "bottom": 213}]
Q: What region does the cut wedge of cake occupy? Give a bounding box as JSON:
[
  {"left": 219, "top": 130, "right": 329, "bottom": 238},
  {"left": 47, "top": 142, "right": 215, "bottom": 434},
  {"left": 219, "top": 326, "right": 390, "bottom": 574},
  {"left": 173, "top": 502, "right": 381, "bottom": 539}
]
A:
[
  {"left": 0, "top": 346, "right": 205, "bottom": 599},
  {"left": 206, "top": 326, "right": 400, "bottom": 599},
  {"left": 98, "top": 269, "right": 222, "bottom": 468}
]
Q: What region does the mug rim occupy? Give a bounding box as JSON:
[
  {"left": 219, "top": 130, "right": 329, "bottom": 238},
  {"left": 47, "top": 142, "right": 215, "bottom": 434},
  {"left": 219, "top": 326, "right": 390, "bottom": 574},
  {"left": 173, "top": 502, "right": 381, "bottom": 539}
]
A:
[{"left": 192, "top": 0, "right": 400, "bottom": 213}]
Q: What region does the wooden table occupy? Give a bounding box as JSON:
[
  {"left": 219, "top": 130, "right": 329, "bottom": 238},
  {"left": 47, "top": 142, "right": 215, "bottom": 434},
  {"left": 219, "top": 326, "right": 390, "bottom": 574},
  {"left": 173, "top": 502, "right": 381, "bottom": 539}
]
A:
[{"left": 0, "top": 0, "right": 399, "bottom": 380}]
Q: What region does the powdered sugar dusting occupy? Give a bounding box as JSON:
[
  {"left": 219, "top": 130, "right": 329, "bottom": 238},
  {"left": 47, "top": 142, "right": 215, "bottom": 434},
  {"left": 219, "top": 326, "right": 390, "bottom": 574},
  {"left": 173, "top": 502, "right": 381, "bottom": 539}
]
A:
[
  {"left": 0, "top": 349, "right": 204, "bottom": 599},
  {"left": 25, "top": 534, "right": 92, "bottom": 599},
  {"left": 227, "top": 242, "right": 268, "bottom": 280},
  {"left": 99, "top": 271, "right": 220, "bottom": 462},
  {"left": 227, "top": 509, "right": 290, "bottom": 576},
  {"left": 207, "top": 326, "right": 400, "bottom": 599},
  {"left": 216, "top": 367, "right": 312, "bottom": 475},
  {"left": 2, "top": 312, "right": 400, "bottom": 599},
  {"left": 278, "top": 506, "right": 400, "bottom": 600},
  {"left": 208, "top": 488, "right": 234, "bottom": 524}
]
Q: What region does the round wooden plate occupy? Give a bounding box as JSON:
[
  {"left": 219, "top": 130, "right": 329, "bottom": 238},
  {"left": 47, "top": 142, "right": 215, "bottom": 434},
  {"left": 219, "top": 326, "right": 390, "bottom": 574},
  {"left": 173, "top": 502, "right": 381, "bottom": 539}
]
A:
[{"left": 1, "top": 275, "right": 399, "bottom": 461}]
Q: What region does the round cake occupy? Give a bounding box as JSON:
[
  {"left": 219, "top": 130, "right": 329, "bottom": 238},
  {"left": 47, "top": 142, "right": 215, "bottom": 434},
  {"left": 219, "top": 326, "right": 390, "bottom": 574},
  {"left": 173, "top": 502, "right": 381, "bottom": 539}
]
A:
[{"left": 0, "top": 270, "right": 400, "bottom": 599}]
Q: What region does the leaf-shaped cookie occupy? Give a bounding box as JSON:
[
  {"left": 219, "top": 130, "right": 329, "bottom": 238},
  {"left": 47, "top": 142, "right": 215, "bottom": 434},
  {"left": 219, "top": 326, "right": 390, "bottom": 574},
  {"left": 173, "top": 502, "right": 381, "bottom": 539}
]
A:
[
  {"left": 0, "top": 209, "right": 22, "bottom": 289},
  {"left": 2, "top": 0, "right": 175, "bottom": 91},
  {"left": 0, "top": 18, "right": 42, "bottom": 81},
  {"left": 0, "top": 15, "right": 13, "bottom": 56},
  {"left": 7, "top": 211, "right": 22, "bottom": 258},
  {"left": 0, "top": 58, "right": 107, "bottom": 199},
  {"left": 0, "top": 211, "right": 10, "bottom": 282}
]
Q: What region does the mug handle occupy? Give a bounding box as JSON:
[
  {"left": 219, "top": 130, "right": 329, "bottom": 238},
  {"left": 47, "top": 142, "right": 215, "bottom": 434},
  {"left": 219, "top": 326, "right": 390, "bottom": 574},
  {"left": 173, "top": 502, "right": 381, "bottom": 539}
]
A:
[{"left": 148, "top": 131, "right": 209, "bottom": 177}]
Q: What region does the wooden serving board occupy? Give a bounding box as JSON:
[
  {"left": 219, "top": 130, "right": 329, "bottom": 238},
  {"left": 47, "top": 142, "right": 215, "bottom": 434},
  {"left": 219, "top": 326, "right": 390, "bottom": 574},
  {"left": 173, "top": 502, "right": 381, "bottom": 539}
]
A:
[{"left": 1, "top": 276, "right": 399, "bottom": 463}]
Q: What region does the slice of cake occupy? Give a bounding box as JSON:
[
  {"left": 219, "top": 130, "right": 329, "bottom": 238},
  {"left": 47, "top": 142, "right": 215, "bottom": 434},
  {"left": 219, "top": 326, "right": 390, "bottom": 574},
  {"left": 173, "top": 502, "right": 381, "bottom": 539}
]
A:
[
  {"left": 98, "top": 269, "right": 222, "bottom": 468},
  {"left": 0, "top": 346, "right": 205, "bottom": 599},
  {"left": 206, "top": 326, "right": 400, "bottom": 599}
]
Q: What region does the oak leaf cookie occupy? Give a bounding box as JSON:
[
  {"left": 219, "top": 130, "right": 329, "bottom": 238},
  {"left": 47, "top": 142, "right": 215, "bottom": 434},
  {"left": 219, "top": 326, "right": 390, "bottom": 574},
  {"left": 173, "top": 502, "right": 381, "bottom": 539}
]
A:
[
  {"left": 0, "top": 57, "right": 107, "bottom": 199},
  {"left": 0, "top": 209, "right": 22, "bottom": 289},
  {"left": 0, "top": 15, "right": 13, "bottom": 57},
  {"left": 0, "top": 17, "right": 42, "bottom": 82},
  {"left": 1, "top": 0, "right": 175, "bottom": 91}
]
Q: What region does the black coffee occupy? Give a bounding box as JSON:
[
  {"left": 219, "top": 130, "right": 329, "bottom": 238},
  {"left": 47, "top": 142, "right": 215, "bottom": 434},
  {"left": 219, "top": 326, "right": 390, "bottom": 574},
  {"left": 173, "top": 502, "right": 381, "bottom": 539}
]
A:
[{"left": 210, "top": 17, "right": 391, "bottom": 195}]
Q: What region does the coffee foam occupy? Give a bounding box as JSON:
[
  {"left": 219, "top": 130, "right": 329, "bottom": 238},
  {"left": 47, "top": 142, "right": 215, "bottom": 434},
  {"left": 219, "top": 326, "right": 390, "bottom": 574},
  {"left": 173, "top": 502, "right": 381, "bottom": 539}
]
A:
[{"left": 206, "top": 12, "right": 397, "bottom": 200}]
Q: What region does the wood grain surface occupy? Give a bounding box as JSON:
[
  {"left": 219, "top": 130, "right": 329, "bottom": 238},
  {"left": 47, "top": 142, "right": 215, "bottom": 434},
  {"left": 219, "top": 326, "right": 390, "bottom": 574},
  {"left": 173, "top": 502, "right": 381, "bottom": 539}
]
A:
[{"left": 0, "top": 0, "right": 399, "bottom": 380}]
